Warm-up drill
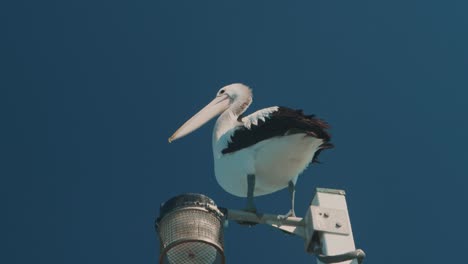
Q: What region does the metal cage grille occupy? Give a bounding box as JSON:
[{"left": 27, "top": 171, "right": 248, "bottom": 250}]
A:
[{"left": 158, "top": 207, "right": 225, "bottom": 264}]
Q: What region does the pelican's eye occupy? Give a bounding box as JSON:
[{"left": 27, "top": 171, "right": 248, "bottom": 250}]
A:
[{"left": 219, "top": 89, "right": 225, "bottom": 95}]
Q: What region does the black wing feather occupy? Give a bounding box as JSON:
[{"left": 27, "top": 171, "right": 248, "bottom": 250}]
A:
[{"left": 222, "top": 107, "right": 333, "bottom": 158}]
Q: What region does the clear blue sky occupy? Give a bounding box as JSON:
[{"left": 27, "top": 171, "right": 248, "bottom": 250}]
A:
[{"left": 2, "top": 1, "right": 467, "bottom": 263}]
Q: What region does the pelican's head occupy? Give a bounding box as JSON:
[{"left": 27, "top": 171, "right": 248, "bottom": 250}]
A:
[{"left": 168, "top": 83, "right": 252, "bottom": 143}]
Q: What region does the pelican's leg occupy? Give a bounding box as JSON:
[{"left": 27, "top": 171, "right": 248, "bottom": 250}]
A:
[
  {"left": 237, "top": 174, "right": 258, "bottom": 226},
  {"left": 288, "top": 180, "right": 296, "bottom": 217},
  {"left": 245, "top": 174, "right": 257, "bottom": 213},
  {"left": 278, "top": 181, "right": 296, "bottom": 219}
]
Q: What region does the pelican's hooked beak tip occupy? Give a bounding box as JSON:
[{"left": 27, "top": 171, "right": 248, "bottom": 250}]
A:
[{"left": 168, "top": 137, "right": 174, "bottom": 143}]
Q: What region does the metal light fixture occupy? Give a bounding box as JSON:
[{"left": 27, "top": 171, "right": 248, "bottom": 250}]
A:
[
  {"left": 156, "top": 193, "right": 225, "bottom": 264},
  {"left": 156, "top": 189, "right": 366, "bottom": 264}
]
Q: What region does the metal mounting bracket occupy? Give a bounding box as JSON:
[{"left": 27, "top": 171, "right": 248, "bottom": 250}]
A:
[
  {"left": 308, "top": 205, "right": 350, "bottom": 235},
  {"left": 224, "top": 188, "right": 364, "bottom": 263}
]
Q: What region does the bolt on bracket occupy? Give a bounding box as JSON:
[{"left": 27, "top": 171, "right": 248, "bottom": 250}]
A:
[{"left": 307, "top": 205, "right": 350, "bottom": 236}]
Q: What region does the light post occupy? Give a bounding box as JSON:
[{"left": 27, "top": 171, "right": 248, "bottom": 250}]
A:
[{"left": 156, "top": 189, "right": 365, "bottom": 264}]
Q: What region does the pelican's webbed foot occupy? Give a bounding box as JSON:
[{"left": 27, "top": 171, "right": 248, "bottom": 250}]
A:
[{"left": 277, "top": 209, "right": 296, "bottom": 220}]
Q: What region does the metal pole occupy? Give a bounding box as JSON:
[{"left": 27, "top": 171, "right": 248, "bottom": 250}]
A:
[
  {"left": 226, "top": 209, "right": 304, "bottom": 227},
  {"left": 311, "top": 188, "right": 359, "bottom": 264}
]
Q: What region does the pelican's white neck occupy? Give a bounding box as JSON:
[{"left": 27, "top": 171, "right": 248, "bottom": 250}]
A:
[
  {"left": 212, "top": 94, "right": 251, "bottom": 139},
  {"left": 213, "top": 109, "right": 239, "bottom": 142},
  {"left": 211, "top": 83, "right": 253, "bottom": 153}
]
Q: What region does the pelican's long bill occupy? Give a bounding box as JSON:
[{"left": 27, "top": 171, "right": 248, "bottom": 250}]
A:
[{"left": 168, "top": 94, "right": 231, "bottom": 143}]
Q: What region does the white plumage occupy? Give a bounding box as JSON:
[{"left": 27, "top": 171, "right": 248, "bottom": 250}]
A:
[
  {"left": 213, "top": 110, "right": 324, "bottom": 197},
  {"left": 215, "top": 134, "right": 324, "bottom": 196},
  {"left": 169, "top": 83, "right": 332, "bottom": 216}
]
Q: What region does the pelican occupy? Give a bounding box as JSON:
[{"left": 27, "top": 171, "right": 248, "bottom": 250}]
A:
[{"left": 169, "top": 83, "right": 332, "bottom": 217}]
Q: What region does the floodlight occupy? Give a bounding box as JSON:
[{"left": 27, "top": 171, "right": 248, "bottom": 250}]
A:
[{"left": 156, "top": 193, "right": 225, "bottom": 264}]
